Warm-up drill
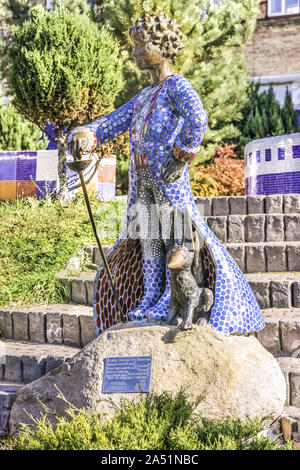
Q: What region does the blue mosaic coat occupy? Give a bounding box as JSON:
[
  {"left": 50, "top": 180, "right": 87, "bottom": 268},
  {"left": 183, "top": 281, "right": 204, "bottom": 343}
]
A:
[{"left": 85, "top": 74, "right": 265, "bottom": 335}]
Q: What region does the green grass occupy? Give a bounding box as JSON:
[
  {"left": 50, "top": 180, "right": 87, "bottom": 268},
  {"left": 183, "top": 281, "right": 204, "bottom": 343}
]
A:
[
  {"left": 1, "top": 390, "right": 292, "bottom": 451},
  {"left": 0, "top": 196, "right": 125, "bottom": 308}
]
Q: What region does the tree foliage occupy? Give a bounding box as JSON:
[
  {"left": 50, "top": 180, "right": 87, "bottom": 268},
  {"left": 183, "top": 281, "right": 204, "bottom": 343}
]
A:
[
  {"left": 0, "top": 100, "right": 47, "bottom": 151},
  {"left": 237, "top": 83, "right": 300, "bottom": 148}
]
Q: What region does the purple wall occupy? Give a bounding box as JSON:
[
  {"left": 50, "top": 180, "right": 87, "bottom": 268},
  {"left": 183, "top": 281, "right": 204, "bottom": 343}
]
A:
[{"left": 246, "top": 171, "right": 300, "bottom": 195}]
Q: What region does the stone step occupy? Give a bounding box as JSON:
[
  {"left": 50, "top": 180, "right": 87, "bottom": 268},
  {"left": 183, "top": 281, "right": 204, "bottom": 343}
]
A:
[
  {"left": 0, "top": 382, "right": 23, "bottom": 437},
  {"left": 58, "top": 270, "right": 300, "bottom": 310},
  {"left": 195, "top": 194, "right": 300, "bottom": 216},
  {"left": 0, "top": 304, "right": 94, "bottom": 348},
  {"left": 0, "top": 340, "right": 80, "bottom": 384},
  {"left": 277, "top": 357, "right": 300, "bottom": 409},
  {"left": 1, "top": 304, "right": 300, "bottom": 357},
  {"left": 245, "top": 272, "right": 300, "bottom": 309}
]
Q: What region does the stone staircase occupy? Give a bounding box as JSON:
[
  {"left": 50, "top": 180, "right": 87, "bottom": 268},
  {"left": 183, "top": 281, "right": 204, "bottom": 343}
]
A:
[{"left": 1, "top": 194, "right": 300, "bottom": 437}]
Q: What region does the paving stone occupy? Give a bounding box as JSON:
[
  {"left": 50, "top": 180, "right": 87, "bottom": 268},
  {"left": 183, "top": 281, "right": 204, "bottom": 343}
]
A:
[
  {"left": 245, "top": 215, "right": 265, "bottom": 242},
  {"left": 227, "top": 216, "right": 245, "bottom": 243},
  {"left": 245, "top": 245, "right": 266, "bottom": 273},
  {"left": 266, "top": 215, "right": 284, "bottom": 242},
  {"left": 207, "top": 216, "right": 227, "bottom": 242},
  {"left": 228, "top": 196, "right": 247, "bottom": 215},
  {"left": 0, "top": 311, "right": 13, "bottom": 339},
  {"left": 22, "top": 356, "right": 46, "bottom": 384},
  {"left": 71, "top": 279, "right": 87, "bottom": 304},
  {"left": 248, "top": 280, "right": 270, "bottom": 309},
  {"left": 46, "top": 312, "right": 63, "bottom": 344},
  {"left": 11, "top": 311, "right": 28, "bottom": 341},
  {"left": 256, "top": 318, "right": 280, "bottom": 355},
  {"left": 285, "top": 215, "right": 300, "bottom": 241},
  {"left": 86, "top": 279, "right": 94, "bottom": 307},
  {"left": 266, "top": 194, "right": 283, "bottom": 213},
  {"left": 195, "top": 197, "right": 212, "bottom": 216},
  {"left": 79, "top": 314, "right": 96, "bottom": 346},
  {"left": 45, "top": 356, "right": 65, "bottom": 374},
  {"left": 284, "top": 194, "right": 300, "bottom": 214},
  {"left": 212, "top": 197, "right": 229, "bottom": 216},
  {"left": 247, "top": 195, "right": 265, "bottom": 214},
  {"left": 290, "top": 374, "right": 300, "bottom": 408},
  {"left": 271, "top": 281, "right": 292, "bottom": 308},
  {"left": 226, "top": 245, "right": 245, "bottom": 272},
  {"left": 28, "top": 311, "right": 46, "bottom": 343},
  {"left": 265, "top": 245, "right": 287, "bottom": 272},
  {"left": 287, "top": 245, "right": 300, "bottom": 271},
  {"left": 293, "top": 282, "right": 300, "bottom": 308},
  {"left": 280, "top": 320, "right": 300, "bottom": 355},
  {"left": 4, "top": 356, "right": 22, "bottom": 382},
  {"left": 62, "top": 313, "right": 81, "bottom": 347}
]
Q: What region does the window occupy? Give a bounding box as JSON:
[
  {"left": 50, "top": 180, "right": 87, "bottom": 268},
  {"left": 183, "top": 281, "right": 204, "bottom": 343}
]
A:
[
  {"left": 256, "top": 150, "right": 261, "bottom": 163},
  {"left": 293, "top": 145, "right": 300, "bottom": 158},
  {"left": 265, "top": 149, "right": 272, "bottom": 161},
  {"left": 268, "top": 0, "right": 300, "bottom": 16},
  {"left": 278, "top": 148, "right": 285, "bottom": 160},
  {"left": 46, "top": 0, "right": 54, "bottom": 9}
]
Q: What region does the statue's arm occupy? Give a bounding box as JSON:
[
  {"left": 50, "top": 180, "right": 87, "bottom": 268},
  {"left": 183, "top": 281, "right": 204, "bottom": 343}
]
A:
[
  {"left": 167, "top": 75, "right": 208, "bottom": 163},
  {"left": 67, "top": 95, "right": 138, "bottom": 155}
]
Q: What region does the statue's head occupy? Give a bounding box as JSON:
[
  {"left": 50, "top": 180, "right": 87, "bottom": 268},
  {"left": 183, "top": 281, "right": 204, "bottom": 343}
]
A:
[{"left": 129, "top": 13, "right": 184, "bottom": 70}]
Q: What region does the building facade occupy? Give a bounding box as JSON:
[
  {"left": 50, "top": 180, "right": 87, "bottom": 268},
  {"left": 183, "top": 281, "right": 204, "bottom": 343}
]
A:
[{"left": 245, "top": 0, "right": 300, "bottom": 123}]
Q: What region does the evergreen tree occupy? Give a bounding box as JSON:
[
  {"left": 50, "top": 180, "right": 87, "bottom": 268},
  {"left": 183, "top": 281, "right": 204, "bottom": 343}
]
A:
[
  {"left": 7, "top": 6, "right": 123, "bottom": 196},
  {"left": 0, "top": 100, "right": 47, "bottom": 151},
  {"left": 281, "top": 87, "right": 299, "bottom": 135}
]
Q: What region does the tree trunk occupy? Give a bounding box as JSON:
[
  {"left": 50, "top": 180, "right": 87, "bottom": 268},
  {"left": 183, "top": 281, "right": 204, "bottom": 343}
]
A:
[{"left": 56, "top": 126, "right": 69, "bottom": 200}]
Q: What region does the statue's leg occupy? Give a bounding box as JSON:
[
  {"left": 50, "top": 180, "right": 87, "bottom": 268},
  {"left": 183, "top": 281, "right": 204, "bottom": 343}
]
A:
[{"left": 127, "top": 181, "right": 166, "bottom": 320}]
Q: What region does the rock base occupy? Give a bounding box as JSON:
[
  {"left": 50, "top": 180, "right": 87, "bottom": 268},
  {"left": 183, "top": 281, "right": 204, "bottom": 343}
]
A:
[{"left": 9, "top": 322, "right": 286, "bottom": 432}]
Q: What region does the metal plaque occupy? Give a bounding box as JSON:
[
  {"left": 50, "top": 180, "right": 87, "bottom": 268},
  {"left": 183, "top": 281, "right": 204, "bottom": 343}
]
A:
[{"left": 102, "top": 356, "right": 152, "bottom": 393}]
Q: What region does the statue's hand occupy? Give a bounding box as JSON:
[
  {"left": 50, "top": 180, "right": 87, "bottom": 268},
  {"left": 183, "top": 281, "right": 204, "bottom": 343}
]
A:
[
  {"left": 161, "top": 153, "right": 185, "bottom": 183},
  {"left": 67, "top": 127, "right": 97, "bottom": 160}
]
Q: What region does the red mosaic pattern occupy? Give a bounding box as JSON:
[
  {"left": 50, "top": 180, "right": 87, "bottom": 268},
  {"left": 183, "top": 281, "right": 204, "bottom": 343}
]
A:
[
  {"left": 173, "top": 145, "right": 197, "bottom": 163},
  {"left": 94, "top": 237, "right": 144, "bottom": 334}
]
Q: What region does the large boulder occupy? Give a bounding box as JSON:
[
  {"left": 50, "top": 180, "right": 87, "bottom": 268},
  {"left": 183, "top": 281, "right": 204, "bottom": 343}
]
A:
[{"left": 9, "top": 322, "right": 286, "bottom": 432}]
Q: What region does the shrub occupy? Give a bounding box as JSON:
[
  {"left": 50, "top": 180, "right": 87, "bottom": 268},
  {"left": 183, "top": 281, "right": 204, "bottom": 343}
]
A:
[{"left": 191, "top": 144, "right": 245, "bottom": 196}]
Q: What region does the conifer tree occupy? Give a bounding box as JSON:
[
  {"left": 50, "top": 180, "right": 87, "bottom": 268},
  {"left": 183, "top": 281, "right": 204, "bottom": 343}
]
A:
[
  {"left": 281, "top": 87, "right": 299, "bottom": 135},
  {"left": 7, "top": 6, "right": 123, "bottom": 196}
]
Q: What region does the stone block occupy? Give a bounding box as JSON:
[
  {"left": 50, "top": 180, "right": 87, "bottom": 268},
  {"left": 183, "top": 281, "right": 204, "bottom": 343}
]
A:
[
  {"left": 227, "top": 216, "right": 245, "bottom": 243},
  {"left": 22, "top": 356, "right": 46, "bottom": 384},
  {"left": 94, "top": 246, "right": 110, "bottom": 266},
  {"left": 283, "top": 194, "right": 300, "bottom": 214},
  {"left": 62, "top": 313, "right": 81, "bottom": 347},
  {"left": 256, "top": 318, "right": 280, "bottom": 355},
  {"left": 271, "top": 281, "right": 292, "bottom": 308},
  {"left": 5, "top": 356, "right": 22, "bottom": 382},
  {"left": 195, "top": 197, "right": 212, "bottom": 217},
  {"left": 45, "top": 357, "right": 64, "bottom": 374},
  {"left": 293, "top": 282, "right": 300, "bottom": 307},
  {"left": 265, "top": 245, "right": 287, "bottom": 272},
  {"left": 79, "top": 314, "right": 96, "bottom": 347},
  {"left": 207, "top": 216, "right": 227, "bottom": 242},
  {"left": 71, "top": 279, "right": 87, "bottom": 305},
  {"left": 247, "top": 195, "right": 265, "bottom": 214},
  {"left": 0, "top": 364, "right": 4, "bottom": 380},
  {"left": 284, "top": 215, "right": 300, "bottom": 241},
  {"left": 226, "top": 245, "right": 245, "bottom": 272},
  {"left": 46, "top": 312, "right": 63, "bottom": 344},
  {"left": 58, "top": 277, "right": 72, "bottom": 301},
  {"left": 228, "top": 196, "right": 247, "bottom": 215},
  {"left": 266, "top": 215, "right": 284, "bottom": 242},
  {"left": 265, "top": 194, "right": 283, "bottom": 213},
  {"left": 245, "top": 215, "right": 265, "bottom": 242},
  {"left": 212, "top": 197, "right": 229, "bottom": 216},
  {"left": 85, "top": 280, "right": 94, "bottom": 307},
  {"left": 287, "top": 244, "right": 300, "bottom": 271},
  {"left": 11, "top": 311, "right": 28, "bottom": 341},
  {"left": 248, "top": 281, "right": 270, "bottom": 309},
  {"left": 245, "top": 246, "right": 266, "bottom": 273},
  {"left": 290, "top": 374, "right": 300, "bottom": 408},
  {"left": 0, "top": 310, "right": 13, "bottom": 339},
  {"left": 28, "top": 311, "right": 46, "bottom": 343},
  {"left": 280, "top": 320, "right": 300, "bottom": 355}
]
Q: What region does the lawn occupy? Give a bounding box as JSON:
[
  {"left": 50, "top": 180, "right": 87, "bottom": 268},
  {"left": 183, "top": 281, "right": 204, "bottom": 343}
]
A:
[{"left": 0, "top": 196, "right": 125, "bottom": 308}]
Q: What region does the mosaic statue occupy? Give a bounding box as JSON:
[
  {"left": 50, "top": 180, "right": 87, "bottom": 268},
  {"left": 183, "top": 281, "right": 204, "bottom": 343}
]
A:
[{"left": 67, "top": 13, "right": 265, "bottom": 336}]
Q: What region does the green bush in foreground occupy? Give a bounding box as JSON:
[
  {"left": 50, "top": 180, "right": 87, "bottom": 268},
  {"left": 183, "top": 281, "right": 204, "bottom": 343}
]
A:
[
  {"left": 2, "top": 391, "right": 292, "bottom": 450},
  {"left": 0, "top": 197, "right": 124, "bottom": 307}
]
